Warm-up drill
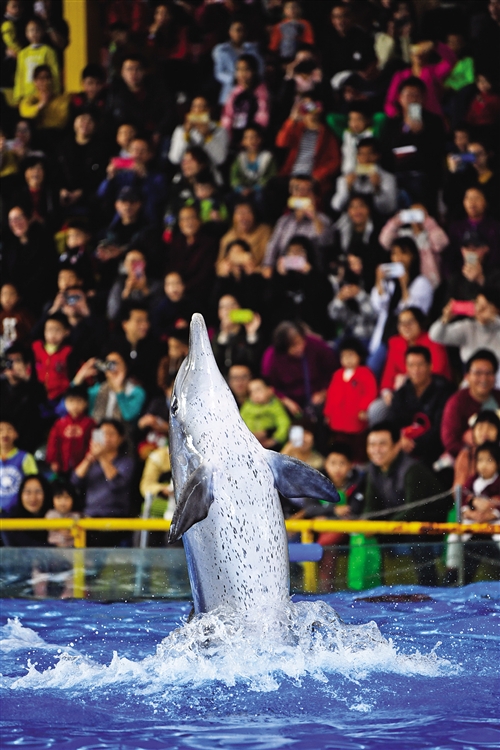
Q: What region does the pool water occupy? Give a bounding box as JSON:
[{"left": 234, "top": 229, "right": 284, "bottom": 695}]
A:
[{"left": 1, "top": 583, "right": 499, "bottom": 750}]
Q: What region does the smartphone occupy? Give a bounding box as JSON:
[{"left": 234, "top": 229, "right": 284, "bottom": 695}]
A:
[
  {"left": 91, "top": 428, "right": 104, "bottom": 445},
  {"left": 355, "top": 163, "right": 377, "bottom": 176},
  {"left": 399, "top": 209, "right": 425, "bottom": 224},
  {"left": 65, "top": 293, "right": 81, "bottom": 306},
  {"left": 131, "top": 259, "right": 145, "bottom": 278},
  {"left": 460, "top": 153, "right": 476, "bottom": 164},
  {"left": 229, "top": 309, "right": 254, "bottom": 325},
  {"left": 289, "top": 425, "right": 304, "bottom": 448},
  {"left": 288, "top": 196, "right": 312, "bottom": 211},
  {"left": 283, "top": 255, "right": 307, "bottom": 271},
  {"left": 111, "top": 157, "right": 134, "bottom": 170},
  {"left": 451, "top": 300, "right": 476, "bottom": 317},
  {"left": 380, "top": 262, "right": 406, "bottom": 279},
  {"left": 408, "top": 102, "right": 422, "bottom": 122}
]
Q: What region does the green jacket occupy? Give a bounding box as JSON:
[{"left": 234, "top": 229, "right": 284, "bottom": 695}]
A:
[{"left": 240, "top": 396, "right": 291, "bottom": 446}]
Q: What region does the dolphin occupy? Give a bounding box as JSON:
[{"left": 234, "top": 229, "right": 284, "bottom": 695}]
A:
[{"left": 168, "top": 313, "right": 340, "bottom": 614}]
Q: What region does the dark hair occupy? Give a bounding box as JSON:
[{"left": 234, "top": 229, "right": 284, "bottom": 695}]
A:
[
  {"left": 194, "top": 168, "right": 216, "bottom": 187},
  {"left": 473, "top": 410, "right": 500, "bottom": 433},
  {"left": 367, "top": 420, "right": 400, "bottom": 444},
  {"left": 285, "top": 234, "right": 316, "bottom": 267},
  {"left": 398, "top": 75, "right": 427, "bottom": 96},
  {"left": 64, "top": 384, "right": 89, "bottom": 401},
  {"left": 26, "top": 16, "right": 44, "bottom": 29},
  {"left": 466, "top": 349, "right": 499, "bottom": 374},
  {"left": 478, "top": 287, "right": 500, "bottom": 310},
  {"left": 66, "top": 217, "right": 91, "bottom": 233},
  {"left": 51, "top": 480, "right": 78, "bottom": 506},
  {"left": 232, "top": 198, "right": 257, "bottom": 222},
  {"left": 243, "top": 123, "right": 264, "bottom": 138},
  {"left": 2, "top": 342, "right": 32, "bottom": 365},
  {"left": 475, "top": 440, "right": 500, "bottom": 467},
  {"left": 339, "top": 336, "right": 367, "bottom": 363},
  {"left": 45, "top": 311, "right": 70, "bottom": 329},
  {"left": 98, "top": 418, "right": 126, "bottom": 437},
  {"left": 327, "top": 442, "right": 353, "bottom": 462},
  {"left": 273, "top": 321, "right": 306, "bottom": 354},
  {"left": 391, "top": 236, "right": 421, "bottom": 281},
  {"left": 405, "top": 345, "right": 431, "bottom": 364},
  {"left": 235, "top": 53, "right": 260, "bottom": 89},
  {"left": 347, "top": 193, "right": 372, "bottom": 212},
  {"left": 398, "top": 306, "right": 427, "bottom": 331},
  {"left": 347, "top": 102, "right": 372, "bottom": 118},
  {"left": 81, "top": 64, "right": 105, "bottom": 82},
  {"left": 225, "top": 239, "right": 252, "bottom": 256},
  {"left": 120, "top": 300, "right": 150, "bottom": 322},
  {"left": 357, "top": 137, "right": 380, "bottom": 154},
  {"left": 183, "top": 145, "right": 210, "bottom": 168},
  {"left": 22, "top": 155, "right": 45, "bottom": 172},
  {"left": 15, "top": 474, "right": 52, "bottom": 518},
  {"left": 121, "top": 54, "right": 145, "bottom": 68},
  {"left": 33, "top": 64, "right": 52, "bottom": 80}
]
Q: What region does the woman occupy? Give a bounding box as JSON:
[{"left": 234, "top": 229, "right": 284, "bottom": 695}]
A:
[
  {"left": 211, "top": 294, "right": 263, "bottom": 378},
  {"left": 12, "top": 155, "right": 58, "bottom": 229},
  {"left": 3, "top": 205, "right": 57, "bottom": 315},
  {"left": 271, "top": 235, "right": 333, "bottom": 336},
  {"left": 211, "top": 240, "right": 269, "bottom": 319},
  {"left": 72, "top": 351, "right": 146, "bottom": 438},
  {"left": 168, "top": 96, "right": 229, "bottom": 170},
  {"left": 168, "top": 145, "right": 217, "bottom": 217},
  {"left": 368, "top": 237, "right": 434, "bottom": 377},
  {"left": 1, "top": 475, "right": 51, "bottom": 547},
  {"left": 106, "top": 249, "right": 162, "bottom": 322},
  {"left": 217, "top": 200, "right": 271, "bottom": 271},
  {"left": 221, "top": 54, "right": 269, "bottom": 147},
  {"left": 369, "top": 306, "right": 451, "bottom": 423},
  {"left": 72, "top": 419, "right": 135, "bottom": 547}
]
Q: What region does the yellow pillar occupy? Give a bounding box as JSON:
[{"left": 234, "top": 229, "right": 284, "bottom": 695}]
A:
[
  {"left": 63, "top": 0, "right": 101, "bottom": 92},
  {"left": 300, "top": 529, "right": 318, "bottom": 594}
]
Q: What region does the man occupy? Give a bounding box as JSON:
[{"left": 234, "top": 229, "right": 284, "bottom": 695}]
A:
[
  {"left": 321, "top": 3, "right": 374, "bottom": 81},
  {"left": 331, "top": 137, "right": 397, "bottom": 216},
  {"left": 227, "top": 363, "right": 253, "bottom": 407},
  {"left": 109, "top": 303, "right": 163, "bottom": 397},
  {"left": 448, "top": 188, "right": 500, "bottom": 275},
  {"left": 443, "top": 232, "right": 500, "bottom": 303},
  {"left": 59, "top": 286, "right": 107, "bottom": 370},
  {"left": 364, "top": 421, "right": 451, "bottom": 586},
  {"left": 387, "top": 346, "right": 455, "bottom": 465},
  {"left": 439, "top": 349, "right": 500, "bottom": 457},
  {"left": 212, "top": 19, "right": 264, "bottom": 105},
  {"left": 0, "top": 345, "right": 45, "bottom": 453},
  {"left": 381, "top": 77, "right": 445, "bottom": 211}
]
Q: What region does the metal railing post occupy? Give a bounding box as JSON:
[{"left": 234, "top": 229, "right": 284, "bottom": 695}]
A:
[{"left": 455, "top": 485, "right": 465, "bottom": 587}]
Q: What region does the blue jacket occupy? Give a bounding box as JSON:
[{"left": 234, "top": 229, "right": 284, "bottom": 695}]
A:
[{"left": 212, "top": 41, "right": 264, "bottom": 104}]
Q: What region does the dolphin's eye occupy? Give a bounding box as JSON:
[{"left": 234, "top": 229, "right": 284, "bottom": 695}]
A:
[{"left": 170, "top": 395, "right": 179, "bottom": 417}]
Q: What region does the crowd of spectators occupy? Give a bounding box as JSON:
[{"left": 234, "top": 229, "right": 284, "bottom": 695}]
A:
[{"left": 1, "top": 0, "right": 500, "bottom": 588}]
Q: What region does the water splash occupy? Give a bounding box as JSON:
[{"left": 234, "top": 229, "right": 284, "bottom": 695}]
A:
[{"left": 3, "top": 599, "right": 456, "bottom": 696}]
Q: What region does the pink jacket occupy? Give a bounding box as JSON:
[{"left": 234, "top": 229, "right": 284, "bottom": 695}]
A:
[
  {"left": 221, "top": 83, "right": 269, "bottom": 132},
  {"left": 384, "top": 42, "right": 456, "bottom": 119},
  {"left": 379, "top": 214, "right": 449, "bottom": 288}
]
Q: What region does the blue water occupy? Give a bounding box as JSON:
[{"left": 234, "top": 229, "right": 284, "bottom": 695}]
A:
[{"left": 1, "top": 583, "right": 499, "bottom": 750}]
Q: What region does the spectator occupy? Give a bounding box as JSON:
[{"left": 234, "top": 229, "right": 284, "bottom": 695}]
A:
[
  {"left": 211, "top": 295, "right": 263, "bottom": 378},
  {"left": 12, "top": 155, "right": 59, "bottom": 230},
  {"left": 70, "top": 64, "right": 107, "bottom": 123},
  {"left": 0, "top": 283, "right": 35, "bottom": 350},
  {"left": 151, "top": 272, "right": 196, "bottom": 339},
  {"left": 280, "top": 426, "right": 324, "bottom": 471},
  {"left": 454, "top": 411, "right": 500, "bottom": 490},
  {"left": 324, "top": 338, "right": 378, "bottom": 462},
  {"left": 213, "top": 19, "right": 264, "bottom": 105},
  {"left": 429, "top": 289, "right": 500, "bottom": 386},
  {"left": 32, "top": 311, "right": 72, "bottom": 405},
  {"left": 0, "top": 419, "right": 38, "bottom": 514},
  {"left": 263, "top": 175, "right": 334, "bottom": 271},
  {"left": 261, "top": 320, "right": 337, "bottom": 417},
  {"left": 45, "top": 481, "right": 81, "bottom": 550},
  {"left": 18, "top": 65, "right": 70, "bottom": 151},
  {"left": 442, "top": 231, "right": 500, "bottom": 304},
  {"left": 13, "top": 17, "right": 60, "bottom": 102},
  {"left": 46, "top": 385, "right": 95, "bottom": 476},
  {"left": 240, "top": 377, "right": 291, "bottom": 450},
  {"left": 331, "top": 137, "right": 397, "bottom": 217},
  {"left": 387, "top": 345, "right": 455, "bottom": 466},
  {"left": 106, "top": 250, "right": 162, "bottom": 322},
  {"left": 440, "top": 350, "right": 500, "bottom": 459},
  {"left": 58, "top": 113, "right": 106, "bottom": 215},
  {"left": 268, "top": 0, "right": 314, "bottom": 63},
  {"left": 218, "top": 200, "right": 271, "bottom": 272},
  {"left": 168, "top": 96, "right": 229, "bottom": 168},
  {"left": 447, "top": 188, "right": 500, "bottom": 275},
  {"left": 445, "top": 142, "right": 500, "bottom": 221},
  {"left": 364, "top": 421, "right": 451, "bottom": 586},
  {"left": 227, "top": 363, "right": 253, "bottom": 407},
  {"left": 211, "top": 240, "right": 269, "bottom": 318},
  {"left": 321, "top": 3, "right": 374, "bottom": 82},
  {"left": 1, "top": 475, "right": 50, "bottom": 549},
  {"left": 55, "top": 219, "right": 95, "bottom": 291},
  {"left": 465, "top": 71, "right": 500, "bottom": 144},
  {"left": 327, "top": 269, "right": 377, "bottom": 345},
  {"left": 109, "top": 303, "right": 163, "bottom": 397},
  {"left": 221, "top": 53, "right": 270, "bottom": 146},
  {"left": 0, "top": 344, "right": 46, "bottom": 454},
  {"left": 229, "top": 125, "right": 277, "bottom": 206},
  {"left": 72, "top": 419, "right": 135, "bottom": 546}
]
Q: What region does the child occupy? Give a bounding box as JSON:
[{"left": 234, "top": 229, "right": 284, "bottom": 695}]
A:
[
  {"left": 454, "top": 411, "right": 500, "bottom": 489},
  {"left": 115, "top": 122, "right": 137, "bottom": 159},
  {"left": 0, "top": 419, "right": 38, "bottom": 513},
  {"left": 46, "top": 386, "right": 95, "bottom": 475},
  {"left": 13, "top": 16, "right": 60, "bottom": 102},
  {"left": 32, "top": 312, "right": 72, "bottom": 403},
  {"left": 269, "top": 0, "right": 314, "bottom": 62},
  {"left": 1, "top": 0, "right": 23, "bottom": 91},
  {"left": 45, "top": 482, "right": 80, "bottom": 548},
  {"left": 0, "top": 283, "right": 35, "bottom": 349},
  {"left": 70, "top": 63, "right": 107, "bottom": 121},
  {"left": 340, "top": 108, "right": 374, "bottom": 175},
  {"left": 465, "top": 72, "right": 500, "bottom": 130},
  {"left": 446, "top": 441, "right": 500, "bottom": 583},
  {"left": 55, "top": 218, "right": 95, "bottom": 289},
  {"left": 191, "top": 170, "right": 228, "bottom": 224},
  {"left": 281, "top": 426, "right": 324, "bottom": 471},
  {"left": 324, "top": 338, "right": 378, "bottom": 462},
  {"left": 240, "top": 378, "right": 291, "bottom": 449},
  {"left": 230, "top": 125, "right": 277, "bottom": 203}
]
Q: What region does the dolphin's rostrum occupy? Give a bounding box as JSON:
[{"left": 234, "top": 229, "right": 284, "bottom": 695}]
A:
[{"left": 168, "top": 313, "right": 340, "bottom": 614}]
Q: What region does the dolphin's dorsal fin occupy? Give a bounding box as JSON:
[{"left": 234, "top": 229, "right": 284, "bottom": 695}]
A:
[
  {"left": 168, "top": 463, "right": 214, "bottom": 543},
  {"left": 265, "top": 452, "right": 340, "bottom": 504}
]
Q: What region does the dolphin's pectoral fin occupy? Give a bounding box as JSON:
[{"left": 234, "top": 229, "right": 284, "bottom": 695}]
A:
[
  {"left": 167, "top": 464, "right": 214, "bottom": 543},
  {"left": 265, "top": 452, "right": 340, "bottom": 504}
]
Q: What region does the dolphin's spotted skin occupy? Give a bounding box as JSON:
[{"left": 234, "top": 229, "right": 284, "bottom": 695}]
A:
[{"left": 169, "top": 314, "right": 339, "bottom": 614}]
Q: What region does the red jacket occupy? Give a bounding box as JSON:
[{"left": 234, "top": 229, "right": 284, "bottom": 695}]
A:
[
  {"left": 466, "top": 92, "right": 500, "bottom": 126},
  {"left": 46, "top": 414, "right": 95, "bottom": 473},
  {"left": 276, "top": 120, "right": 340, "bottom": 187},
  {"left": 32, "top": 340, "right": 72, "bottom": 400},
  {"left": 380, "top": 332, "right": 451, "bottom": 392},
  {"left": 324, "top": 366, "right": 378, "bottom": 434}
]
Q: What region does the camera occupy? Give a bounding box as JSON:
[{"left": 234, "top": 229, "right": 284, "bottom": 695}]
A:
[
  {"left": 65, "top": 293, "right": 81, "bottom": 306},
  {"left": 94, "top": 360, "right": 117, "bottom": 373},
  {"left": 0, "top": 355, "right": 14, "bottom": 371}
]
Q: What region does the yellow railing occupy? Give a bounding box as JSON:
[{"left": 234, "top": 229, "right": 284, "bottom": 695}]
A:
[{"left": 2, "top": 518, "right": 499, "bottom": 598}]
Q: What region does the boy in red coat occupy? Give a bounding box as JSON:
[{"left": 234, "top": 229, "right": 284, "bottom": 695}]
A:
[
  {"left": 324, "top": 338, "right": 378, "bottom": 462},
  {"left": 46, "top": 385, "right": 95, "bottom": 476},
  {"left": 32, "top": 312, "right": 72, "bottom": 411}
]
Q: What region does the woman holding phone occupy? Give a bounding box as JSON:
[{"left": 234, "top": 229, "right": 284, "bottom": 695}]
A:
[
  {"left": 106, "top": 249, "right": 162, "bottom": 321},
  {"left": 210, "top": 294, "right": 262, "bottom": 378}
]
